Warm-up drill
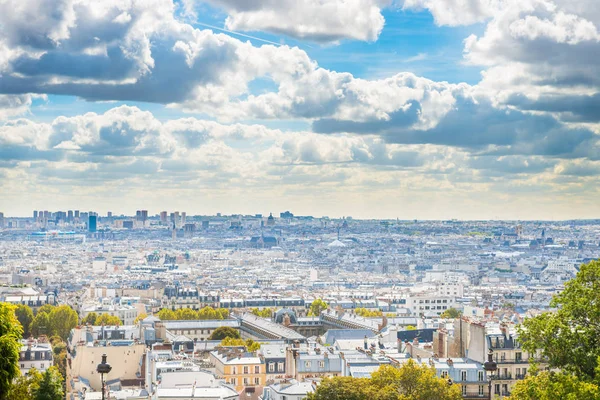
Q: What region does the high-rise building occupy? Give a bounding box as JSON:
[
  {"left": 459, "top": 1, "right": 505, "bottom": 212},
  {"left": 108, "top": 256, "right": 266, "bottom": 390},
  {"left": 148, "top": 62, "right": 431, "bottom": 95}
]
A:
[
  {"left": 136, "top": 210, "right": 142, "bottom": 221},
  {"left": 74, "top": 210, "right": 80, "bottom": 219},
  {"left": 160, "top": 211, "right": 167, "bottom": 225},
  {"left": 181, "top": 212, "right": 186, "bottom": 225},
  {"left": 141, "top": 210, "right": 148, "bottom": 222},
  {"left": 33, "top": 210, "right": 38, "bottom": 220},
  {"left": 107, "top": 211, "right": 112, "bottom": 218},
  {"left": 0, "top": 212, "right": 4, "bottom": 228},
  {"left": 68, "top": 210, "right": 73, "bottom": 222},
  {"left": 88, "top": 215, "right": 97, "bottom": 233}
]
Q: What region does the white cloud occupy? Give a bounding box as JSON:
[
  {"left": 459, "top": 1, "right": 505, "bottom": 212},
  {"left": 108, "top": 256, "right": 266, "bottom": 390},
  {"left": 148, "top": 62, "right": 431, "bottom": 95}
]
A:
[{"left": 200, "top": 0, "right": 390, "bottom": 42}]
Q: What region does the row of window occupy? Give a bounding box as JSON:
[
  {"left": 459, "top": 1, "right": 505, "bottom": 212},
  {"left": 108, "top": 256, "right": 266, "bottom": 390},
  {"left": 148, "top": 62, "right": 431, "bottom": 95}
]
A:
[
  {"left": 418, "top": 299, "right": 448, "bottom": 304},
  {"left": 267, "top": 362, "right": 285, "bottom": 372},
  {"left": 229, "top": 377, "right": 261, "bottom": 386},
  {"left": 232, "top": 366, "right": 261, "bottom": 374}
]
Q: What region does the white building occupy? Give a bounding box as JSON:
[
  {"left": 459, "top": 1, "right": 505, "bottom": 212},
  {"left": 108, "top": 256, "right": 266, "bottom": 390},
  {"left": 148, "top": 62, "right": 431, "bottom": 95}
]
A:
[
  {"left": 19, "top": 338, "right": 53, "bottom": 374},
  {"left": 260, "top": 380, "right": 315, "bottom": 400}
]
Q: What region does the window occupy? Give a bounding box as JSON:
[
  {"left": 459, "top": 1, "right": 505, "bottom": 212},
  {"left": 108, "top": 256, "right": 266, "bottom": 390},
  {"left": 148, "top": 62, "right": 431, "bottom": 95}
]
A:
[
  {"left": 243, "top": 378, "right": 249, "bottom": 385},
  {"left": 40, "top": 363, "right": 44, "bottom": 369},
  {"left": 41, "top": 352, "right": 45, "bottom": 360},
  {"left": 462, "top": 385, "right": 467, "bottom": 395},
  {"left": 254, "top": 377, "right": 260, "bottom": 385},
  {"left": 232, "top": 367, "right": 237, "bottom": 375},
  {"left": 516, "top": 352, "right": 522, "bottom": 362},
  {"left": 494, "top": 384, "right": 500, "bottom": 394},
  {"left": 478, "top": 370, "right": 485, "bottom": 382},
  {"left": 255, "top": 365, "right": 260, "bottom": 374},
  {"left": 479, "top": 385, "right": 485, "bottom": 396},
  {"left": 243, "top": 366, "right": 249, "bottom": 374},
  {"left": 278, "top": 362, "right": 284, "bottom": 372},
  {"left": 461, "top": 370, "right": 467, "bottom": 381},
  {"left": 319, "top": 361, "right": 325, "bottom": 368},
  {"left": 441, "top": 371, "right": 448, "bottom": 378},
  {"left": 21, "top": 364, "right": 25, "bottom": 369},
  {"left": 523, "top": 368, "right": 527, "bottom": 376},
  {"left": 231, "top": 378, "right": 236, "bottom": 385},
  {"left": 305, "top": 361, "right": 311, "bottom": 368},
  {"left": 268, "top": 363, "right": 275, "bottom": 372}
]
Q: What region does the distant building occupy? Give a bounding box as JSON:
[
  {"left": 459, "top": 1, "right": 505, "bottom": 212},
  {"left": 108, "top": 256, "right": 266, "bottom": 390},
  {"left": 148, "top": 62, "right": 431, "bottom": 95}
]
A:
[
  {"left": 88, "top": 215, "right": 97, "bottom": 233},
  {"left": 210, "top": 347, "right": 266, "bottom": 392},
  {"left": 267, "top": 213, "right": 275, "bottom": 226},
  {"left": 280, "top": 211, "right": 294, "bottom": 219},
  {"left": 250, "top": 236, "right": 279, "bottom": 249}
]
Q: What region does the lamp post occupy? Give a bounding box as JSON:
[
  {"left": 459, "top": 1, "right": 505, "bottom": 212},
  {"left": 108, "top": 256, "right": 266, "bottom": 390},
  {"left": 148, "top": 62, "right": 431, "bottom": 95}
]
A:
[
  {"left": 96, "top": 354, "right": 112, "bottom": 400},
  {"left": 483, "top": 349, "right": 497, "bottom": 400}
]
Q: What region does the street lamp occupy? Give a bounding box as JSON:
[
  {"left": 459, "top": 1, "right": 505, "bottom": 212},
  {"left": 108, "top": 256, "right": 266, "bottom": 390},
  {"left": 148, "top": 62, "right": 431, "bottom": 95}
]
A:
[
  {"left": 483, "top": 349, "right": 497, "bottom": 400},
  {"left": 96, "top": 354, "right": 112, "bottom": 400}
]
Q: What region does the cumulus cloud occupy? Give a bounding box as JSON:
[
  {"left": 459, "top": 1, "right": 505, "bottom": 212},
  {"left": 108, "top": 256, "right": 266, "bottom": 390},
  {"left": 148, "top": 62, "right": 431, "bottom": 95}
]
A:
[
  {"left": 401, "top": 0, "right": 501, "bottom": 26},
  {"left": 198, "top": 0, "right": 390, "bottom": 42}
]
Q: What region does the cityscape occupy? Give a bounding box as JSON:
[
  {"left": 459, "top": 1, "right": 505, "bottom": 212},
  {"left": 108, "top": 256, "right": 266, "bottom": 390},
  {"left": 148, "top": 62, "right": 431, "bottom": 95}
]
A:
[
  {"left": 0, "top": 210, "right": 599, "bottom": 399},
  {"left": 1, "top": 0, "right": 600, "bottom": 399}
]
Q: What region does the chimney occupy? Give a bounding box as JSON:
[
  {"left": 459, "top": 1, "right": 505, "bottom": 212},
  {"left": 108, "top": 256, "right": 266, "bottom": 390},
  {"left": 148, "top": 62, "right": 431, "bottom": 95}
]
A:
[{"left": 364, "top": 335, "right": 368, "bottom": 350}]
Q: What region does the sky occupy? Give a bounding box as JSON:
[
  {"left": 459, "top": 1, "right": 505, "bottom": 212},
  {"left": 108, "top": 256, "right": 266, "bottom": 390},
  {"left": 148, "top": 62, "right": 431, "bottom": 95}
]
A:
[{"left": 0, "top": 0, "right": 599, "bottom": 219}]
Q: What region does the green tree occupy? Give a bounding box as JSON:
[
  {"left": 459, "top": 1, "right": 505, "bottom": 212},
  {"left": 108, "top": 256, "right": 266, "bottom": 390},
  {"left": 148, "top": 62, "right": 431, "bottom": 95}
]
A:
[
  {"left": 33, "top": 366, "right": 63, "bottom": 400},
  {"left": 308, "top": 299, "right": 328, "bottom": 317},
  {"left": 176, "top": 308, "right": 198, "bottom": 320},
  {"left": 30, "top": 312, "right": 50, "bottom": 337},
  {"left": 36, "top": 304, "right": 55, "bottom": 316},
  {"left": 48, "top": 305, "right": 78, "bottom": 341},
  {"left": 251, "top": 308, "right": 273, "bottom": 318},
  {"left": 95, "top": 314, "right": 122, "bottom": 326},
  {"left": 307, "top": 362, "right": 462, "bottom": 400},
  {"left": 219, "top": 337, "right": 261, "bottom": 352},
  {"left": 197, "top": 306, "right": 217, "bottom": 320},
  {"left": 208, "top": 326, "right": 241, "bottom": 340},
  {"left": 518, "top": 259, "right": 600, "bottom": 381},
  {"left": 354, "top": 308, "right": 383, "bottom": 317},
  {"left": 0, "top": 302, "right": 23, "bottom": 400},
  {"left": 81, "top": 312, "right": 98, "bottom": 325},
  {"left": 7, "top": 368, "right": 42, "bottom": 400},
  {"left": 15, "top": 305, "right": 34, "bottom": 338},
  {"left": 307, "top": 377, "right": 370, "bottom": 400},
  {"left": 440, "top": 308, "right": 461, "bottom": 319},
  {"left": 509, "top": 368, "right": 600, "bottom": 400},
  {"left": 134, "top": 313, "right": 148, "bottom": 324},
  {"left": 157, "top": 308, "right": 176, "bottom": 320},
  {"left": 216, "top": 308, "right": 230, "bottom": 319}
]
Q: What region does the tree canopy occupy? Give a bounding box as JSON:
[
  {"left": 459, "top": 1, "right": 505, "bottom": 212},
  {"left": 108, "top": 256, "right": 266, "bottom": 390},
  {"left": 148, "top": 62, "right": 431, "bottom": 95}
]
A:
[
  {"left": 208, "top": 326, "right": 240, "bottom": 340},
  {"left": 81, "top": 312, "right": 98, "bottom": 325},
  {"left": 0, "top": 302, "right": 23, "bottom": 400},
  {"left": 510, "top": 259, "right": 600, "bottom": 398},
  {"left": 518, "top": 259, "right": 600, "bottom": 381},
  {"left": 307, "top": 362, "right": 462, "bottom": 400},
  {"left": 32, "top": 366, "right": 63, "bottom": 400},
  {"left": 308, "top": 299, "right": 328, "bottom": 317},
  {"left": 94, "top": 314, "right": 122, "bottom": 326},
  {"left": 440, "top": 308, "right": 461, "bottom": 319},
  {"left": 47, "top": 305, "right": 78, "bottom": 341},
  {"left": 157, "top": 306, "right": 229, "bottom": 321},
  {"left": 251, "top": 308, "right": 273, "bottom": 318},
  {"left": 134, "top": 313, "right": 148, "bottom": 324},
  {"left": 220, "top": 337, "right": 261, "bottom": 352},
  {"left": 15, "top": 305, "right": 34, "bottom": 338},
  {"left": 7, "top": 368, "right": 42, "bottom": 400},
  {"left": 354, "top": 308, "right": 383, "bottom": 317}
]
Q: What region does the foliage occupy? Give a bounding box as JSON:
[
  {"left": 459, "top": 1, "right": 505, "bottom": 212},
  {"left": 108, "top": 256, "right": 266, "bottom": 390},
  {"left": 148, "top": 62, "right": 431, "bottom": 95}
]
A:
[
  {"left": 30, "top": 312, "right": 50, "bottom": 337},
  {"left": 405, "top": 325, "right": 416, "bottom": 331},
  {"left": 48, "top": 337, "right": 67, "bottom": 381},
  {"left": 0, "top": 302, "right": 23, "bottom": 400},
  {"left": 220, "top": 337, "right": 261, "bottom": 352},
  {"left": 94, "top": 314, "right": 122, "bottom": 326},
  {"left": 48, "top": 305, "right": 78, "bottom": 341},
  {"left": 509, "top": 369, "right": 600, "bottom": 400},
  {"left": 32, "top": 366, "right": 64, "bottom": 400},
  {"left": 7, "top": 368, "right": 42, "bottom": 400},
  {"left": 308, "top": 299, "right": 328, "bottom": 317},
  {"left": 354, "top": 308, "right": 383, "bottom": 317},
  {"left": 157, "top": 307, "right": 229, "bottom": 321},
  {"left": 251, "top": 308, "right": 273, "bottom": 318},
  {"left": 15, "top": 305, "right": 34, "bottom": 338},
  {"left": 307, "top": 362, "right": 462, "bottom": 400},
  {"left": 440, "top": 308, "right": 462, "bottom": 319},
  {"left": 134, "top": 313, "right": 148, "bottom": 324},
  {"left": 157, "top": 308, "right": 176, "bottom": 320},
  {"left": 208, "top": 326, "right": 240, "bottom": 340},
  {"left": 36, "top": 305, "right": 55, "bottom": 316},
  {"left": 176, "top": 308, "right": 198, "bottom": 320},
  {"left": 518, "top": 259, "right": 600, "bottom": 381},
  {"left": 81, "top": 312, "right": 98, "bottom": 325}
]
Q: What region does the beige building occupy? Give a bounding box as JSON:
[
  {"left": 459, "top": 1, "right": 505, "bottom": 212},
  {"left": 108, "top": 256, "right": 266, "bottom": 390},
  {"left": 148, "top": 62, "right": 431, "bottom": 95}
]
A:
[
  {"left": 210, "top": 347, "right": 266, "bottom": 392},
  {"left": 70, "top": 336, "right": 146, "bottom": 391}
]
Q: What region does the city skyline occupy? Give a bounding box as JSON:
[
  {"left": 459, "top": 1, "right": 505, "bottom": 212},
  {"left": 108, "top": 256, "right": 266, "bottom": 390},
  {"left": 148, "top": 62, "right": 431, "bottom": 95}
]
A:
[{"left": 1, "top": 0, "right": 600, "bottom": 219}]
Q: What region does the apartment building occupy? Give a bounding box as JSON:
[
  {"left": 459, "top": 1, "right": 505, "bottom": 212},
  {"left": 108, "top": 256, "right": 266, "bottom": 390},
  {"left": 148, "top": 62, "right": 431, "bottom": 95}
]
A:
[{"left": 210, "top": 347, "right": 267, "bottom": 392}]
